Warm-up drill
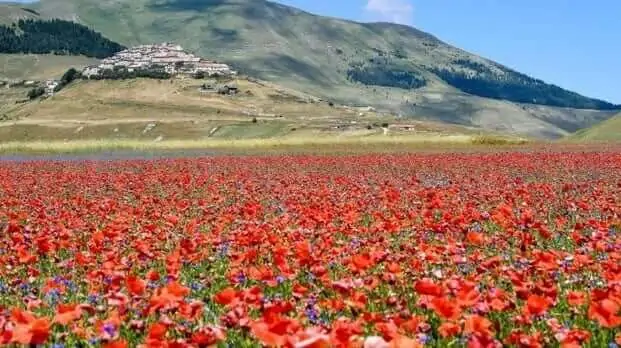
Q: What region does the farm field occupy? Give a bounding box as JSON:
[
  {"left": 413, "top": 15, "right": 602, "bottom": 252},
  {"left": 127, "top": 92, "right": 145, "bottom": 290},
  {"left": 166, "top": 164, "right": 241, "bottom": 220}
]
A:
[{"left": 0, "top": 148, "right": 620, "bottom": 347}]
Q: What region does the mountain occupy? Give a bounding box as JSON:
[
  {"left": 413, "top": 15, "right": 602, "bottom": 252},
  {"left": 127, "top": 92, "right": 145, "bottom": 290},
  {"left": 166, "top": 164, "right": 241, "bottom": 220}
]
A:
[
  {"left": 567, "top": 113, "right": 621, "bottom": 142},
  {"left": 1, "top": 0, "right": 619, "bottom": 138}
]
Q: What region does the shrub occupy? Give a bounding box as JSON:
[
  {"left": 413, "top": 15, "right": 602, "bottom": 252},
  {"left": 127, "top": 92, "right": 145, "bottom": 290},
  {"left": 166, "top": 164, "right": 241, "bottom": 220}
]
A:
[{"left": 27, "top": 87, "right": 45, "bottom": 100}]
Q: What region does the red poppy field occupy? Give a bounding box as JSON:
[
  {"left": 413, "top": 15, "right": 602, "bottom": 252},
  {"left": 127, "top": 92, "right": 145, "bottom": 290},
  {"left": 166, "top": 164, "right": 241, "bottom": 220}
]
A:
[{"left": 0, "top": 149, "right": 620, "bottom": 348}]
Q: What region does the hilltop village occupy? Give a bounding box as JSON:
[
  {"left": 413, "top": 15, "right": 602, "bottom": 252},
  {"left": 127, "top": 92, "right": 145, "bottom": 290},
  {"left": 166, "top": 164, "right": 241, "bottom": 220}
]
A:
[
  {"left": 2, "top": 43, "right": 239, "bottom": 99},
  {"left": 82, "top": 43, "right": 236, "bottom": 78}
]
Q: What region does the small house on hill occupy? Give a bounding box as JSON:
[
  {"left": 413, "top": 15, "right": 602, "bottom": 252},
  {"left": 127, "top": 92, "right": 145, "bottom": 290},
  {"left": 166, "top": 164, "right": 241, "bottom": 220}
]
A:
[{"left": 217, "top": 84, "right": 238, "bottom": 95}]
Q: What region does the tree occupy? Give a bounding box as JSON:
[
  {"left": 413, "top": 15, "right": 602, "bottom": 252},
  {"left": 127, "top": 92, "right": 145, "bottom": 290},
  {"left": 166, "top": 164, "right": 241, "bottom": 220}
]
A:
[
  {"left": 93, "top": 67, "right": 171, "bottom": 80},
  {"left": 0, "top": 19, "right": 125, "bottom": 58},
  {"left": 431, "top": 63, "right": 619, "bottom": 110},
  {"left": 61, "top": 68, "right": 79, "bottom": 85},
  {"left": 346, "top": 65, "right": 426, "bottom": 90},
  {"left": 27, "top": 87, "right": 45, "bottom": 100}
]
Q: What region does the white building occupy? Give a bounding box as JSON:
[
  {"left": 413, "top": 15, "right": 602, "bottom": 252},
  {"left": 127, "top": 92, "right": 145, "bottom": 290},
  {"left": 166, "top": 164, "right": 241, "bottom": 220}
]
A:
[
  {"left": 82, "top": 42, "right": 235, "bottom": 78},
  {"left": 44, "top": 80, "right": 60, "bottom": 95}
]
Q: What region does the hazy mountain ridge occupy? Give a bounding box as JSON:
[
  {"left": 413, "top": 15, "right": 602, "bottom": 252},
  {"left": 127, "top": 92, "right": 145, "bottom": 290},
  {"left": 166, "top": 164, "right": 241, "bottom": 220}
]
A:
[{"left": 0, "top": 0, "right": 618, "bottom": 138}]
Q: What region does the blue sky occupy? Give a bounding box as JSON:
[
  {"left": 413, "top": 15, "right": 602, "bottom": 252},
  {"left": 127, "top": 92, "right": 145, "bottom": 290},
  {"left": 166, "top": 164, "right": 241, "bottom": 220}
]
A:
[
  {"left": 5, "top": 0, "right": 620, "bottom": 103},
  {"left": 276, "top": 0, "right": 620, "bottom": 104}
]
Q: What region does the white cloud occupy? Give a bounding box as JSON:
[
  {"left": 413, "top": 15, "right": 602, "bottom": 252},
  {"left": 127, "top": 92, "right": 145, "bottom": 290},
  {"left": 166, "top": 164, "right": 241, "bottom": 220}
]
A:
[{"left": 364, "top": 0, "right": 414, "bottom": 25}]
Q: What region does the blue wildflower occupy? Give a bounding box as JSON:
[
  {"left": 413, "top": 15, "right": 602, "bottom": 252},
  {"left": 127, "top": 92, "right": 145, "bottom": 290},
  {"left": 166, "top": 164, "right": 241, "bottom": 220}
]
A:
[
  {"left": 19, "top": 283, "right": 30, "bottom": 293},
  {"left": 103, "top": 323, "right": 116, "bottom": 336},
  {"left": 305, "top": 307, "right": 319, "bottom": 324},
  {"left": 63, "top": 279, "right": 76, "bottom": 291},
  {"left": 236, "top": 273, "right": 247, "bottom": 284},
  {"left": 46, "top": 289, "right": 61, "bottom": 305}
]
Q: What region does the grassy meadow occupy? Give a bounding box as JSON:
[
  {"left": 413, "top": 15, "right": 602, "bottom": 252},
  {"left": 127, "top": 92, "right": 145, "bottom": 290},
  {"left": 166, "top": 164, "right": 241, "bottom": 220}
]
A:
[
  {"left": 0, "top": 53, "right": 98, "bottom": 81},
  {"left": 0, "top": 134, "right": 532, "bottom": 155},
  {"left": 0, "top": 77, "right": 532, "bottom": 154}
]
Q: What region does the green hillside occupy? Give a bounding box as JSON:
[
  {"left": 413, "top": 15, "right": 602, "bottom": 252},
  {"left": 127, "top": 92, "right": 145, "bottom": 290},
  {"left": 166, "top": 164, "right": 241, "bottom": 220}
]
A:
[
  {"left": 0, "top": 4, "right": 39, "bottom": 25},
  {"left": 0, "top": 53, "right": 98, "bottom": 80},
  {"left": 568, "top": 113, "right": 621, "bottom": 141},
  {"left": 0, "top": 0, "right": 618, "bottom": 138}
]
